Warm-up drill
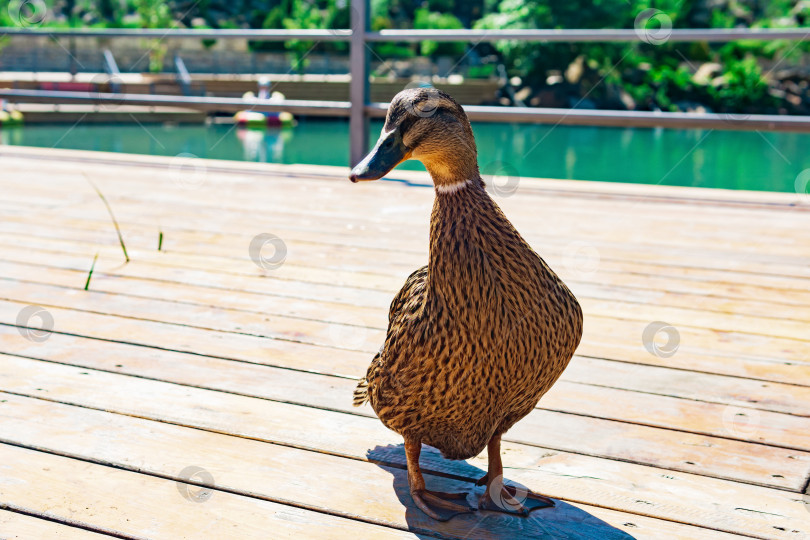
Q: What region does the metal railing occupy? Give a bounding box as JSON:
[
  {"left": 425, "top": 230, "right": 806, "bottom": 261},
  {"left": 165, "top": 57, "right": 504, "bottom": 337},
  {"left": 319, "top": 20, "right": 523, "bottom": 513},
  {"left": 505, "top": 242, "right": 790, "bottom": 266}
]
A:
[{"left": 1, "top": 0, "right": 809, "bottom": 165}]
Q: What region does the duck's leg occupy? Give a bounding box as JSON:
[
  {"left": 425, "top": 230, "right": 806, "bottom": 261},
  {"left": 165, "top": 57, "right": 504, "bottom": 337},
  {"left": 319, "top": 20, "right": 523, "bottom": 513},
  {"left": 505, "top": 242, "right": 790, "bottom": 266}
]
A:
[
  {"left": 477, "top": 434, "right": 555, "bottom": 515},
  {"left": 404, "top": 437, "right": 475, "bottom": 521}
]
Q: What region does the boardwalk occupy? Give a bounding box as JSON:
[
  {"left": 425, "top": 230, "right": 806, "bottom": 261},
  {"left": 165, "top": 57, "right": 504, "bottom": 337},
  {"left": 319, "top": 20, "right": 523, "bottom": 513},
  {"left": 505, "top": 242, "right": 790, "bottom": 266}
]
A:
[{"left": 0, "top": 145, "right": 808, "bottom": 539}]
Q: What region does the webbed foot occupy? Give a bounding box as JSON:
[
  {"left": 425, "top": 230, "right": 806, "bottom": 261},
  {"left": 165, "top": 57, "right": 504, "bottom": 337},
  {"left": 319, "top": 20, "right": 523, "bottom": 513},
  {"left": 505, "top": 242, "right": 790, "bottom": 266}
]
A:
[
  {"left": 411, "top": 489, "right": 476, "bottom": 521},
  {"left": 478, "top": 483, "right": 555, "bottom": 516}
]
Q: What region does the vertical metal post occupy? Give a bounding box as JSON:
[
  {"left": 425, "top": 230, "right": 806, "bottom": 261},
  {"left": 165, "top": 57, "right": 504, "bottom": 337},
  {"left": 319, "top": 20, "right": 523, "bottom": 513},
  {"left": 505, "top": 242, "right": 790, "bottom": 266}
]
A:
[
  {"left": 102, "top": 49, "right": 122, "bottom": 93},
  {"left": 349, "top": 0, "right": 370, "bottom": 166},
  {"left": 175, "top": 55, "right": 192, "bottom": 96}
]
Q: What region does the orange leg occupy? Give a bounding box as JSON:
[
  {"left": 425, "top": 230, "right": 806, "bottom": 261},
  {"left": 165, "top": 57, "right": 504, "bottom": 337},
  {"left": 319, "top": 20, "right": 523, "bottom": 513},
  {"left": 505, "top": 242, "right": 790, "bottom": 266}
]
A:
[
  {"left": 477, "top": 434, "right": 555, "bottom": 515},
  {"left": 404, "top": 437, "right": 475, "bottom": 521}
]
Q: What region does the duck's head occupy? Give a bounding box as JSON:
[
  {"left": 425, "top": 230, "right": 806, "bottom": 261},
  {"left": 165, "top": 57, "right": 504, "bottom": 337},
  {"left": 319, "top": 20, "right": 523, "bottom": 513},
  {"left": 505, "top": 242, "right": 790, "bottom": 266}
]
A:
[{"left": 349, "top": 87, "right": 478, "bottom": 187}]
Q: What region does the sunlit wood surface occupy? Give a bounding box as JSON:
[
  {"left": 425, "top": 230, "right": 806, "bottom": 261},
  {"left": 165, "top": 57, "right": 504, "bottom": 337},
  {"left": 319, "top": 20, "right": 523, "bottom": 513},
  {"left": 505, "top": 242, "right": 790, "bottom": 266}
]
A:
[{"left": 1, "top": 146, "right": 808, "bottom": 539}]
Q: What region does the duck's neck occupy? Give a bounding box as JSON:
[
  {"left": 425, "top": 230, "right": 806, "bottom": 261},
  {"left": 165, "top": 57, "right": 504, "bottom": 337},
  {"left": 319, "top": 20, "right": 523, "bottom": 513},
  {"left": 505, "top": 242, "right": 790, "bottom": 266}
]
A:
[{"left": 426, "top": 173, "right": 495, "bottom": 302}]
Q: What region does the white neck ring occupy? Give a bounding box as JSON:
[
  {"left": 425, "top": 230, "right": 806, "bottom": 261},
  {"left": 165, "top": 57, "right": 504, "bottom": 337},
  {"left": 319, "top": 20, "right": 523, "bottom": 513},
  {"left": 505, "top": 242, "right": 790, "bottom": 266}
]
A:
[{"left": 435, "top": 178, "right": 472, "bottom": 195}]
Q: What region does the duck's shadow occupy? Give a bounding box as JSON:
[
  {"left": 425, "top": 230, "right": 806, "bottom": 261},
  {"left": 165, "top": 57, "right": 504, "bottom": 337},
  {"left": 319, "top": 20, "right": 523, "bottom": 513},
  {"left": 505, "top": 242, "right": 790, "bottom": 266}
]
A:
[{"left": 367, "top": 444, "right": 635, "bottom": 540}]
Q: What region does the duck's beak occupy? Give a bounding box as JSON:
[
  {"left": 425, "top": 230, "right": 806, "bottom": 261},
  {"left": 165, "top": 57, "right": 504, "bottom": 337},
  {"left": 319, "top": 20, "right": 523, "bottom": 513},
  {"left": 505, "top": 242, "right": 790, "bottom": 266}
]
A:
[{"left": 350, "top": 128, "right": 410, "bottom": 182}]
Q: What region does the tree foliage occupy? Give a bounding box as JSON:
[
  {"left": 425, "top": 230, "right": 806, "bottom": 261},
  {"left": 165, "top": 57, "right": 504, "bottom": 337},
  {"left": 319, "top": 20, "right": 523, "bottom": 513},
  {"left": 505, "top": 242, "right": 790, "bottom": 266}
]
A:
[{"left": 8, "top": 0, "right": 810, "bottom": 112}]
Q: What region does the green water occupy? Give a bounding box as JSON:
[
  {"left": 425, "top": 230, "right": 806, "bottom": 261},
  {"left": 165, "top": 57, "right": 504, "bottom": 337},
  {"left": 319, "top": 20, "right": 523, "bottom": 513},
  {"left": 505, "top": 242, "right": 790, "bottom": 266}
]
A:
[{"left": 2, "top": 118, "right": 808, "bottom": 192}]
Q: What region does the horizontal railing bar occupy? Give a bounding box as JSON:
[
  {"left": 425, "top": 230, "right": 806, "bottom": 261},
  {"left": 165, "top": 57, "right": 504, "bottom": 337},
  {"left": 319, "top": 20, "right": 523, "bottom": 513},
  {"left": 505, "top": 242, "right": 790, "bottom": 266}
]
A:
[
  {"left": 367, "top": 103, "right": 810, "bottom": 131},
  {"left": 0, "top": 89, "right": 352, "bottom": 115},
  {"left": 3, "top": 89, "right": 810, "bottom": 132},
  {"left": 0, "top": 27, "right": 352, "bottom": 41},
  {"left": 367, "top": 28, "right": 810, "bottom": 42},
  {"left": 1, "top": 27, "right": 808, "bottom": 42}
]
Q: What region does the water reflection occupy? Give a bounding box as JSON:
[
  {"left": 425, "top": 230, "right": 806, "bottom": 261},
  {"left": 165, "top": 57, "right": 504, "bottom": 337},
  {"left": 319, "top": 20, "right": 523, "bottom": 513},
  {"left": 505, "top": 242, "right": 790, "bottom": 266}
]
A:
[
  {"left": 3, "top": 118, "right": 809, "bottom": 193},
  {"left": 235, "top": 128, "right": 289, "bottom": 162}
]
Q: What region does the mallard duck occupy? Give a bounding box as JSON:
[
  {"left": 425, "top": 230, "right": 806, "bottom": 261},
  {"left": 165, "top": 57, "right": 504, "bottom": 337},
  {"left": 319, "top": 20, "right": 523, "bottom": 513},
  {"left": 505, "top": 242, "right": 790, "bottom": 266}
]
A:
[{"left": 350, "top": 88, "right": 583, "bottom": 521}]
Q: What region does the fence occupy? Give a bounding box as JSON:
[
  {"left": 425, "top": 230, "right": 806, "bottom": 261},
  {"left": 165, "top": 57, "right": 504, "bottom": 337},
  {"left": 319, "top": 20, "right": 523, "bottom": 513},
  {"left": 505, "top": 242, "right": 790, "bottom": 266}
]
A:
[{"left": 1, "top": 0, "right": 809, "bottom": 165}]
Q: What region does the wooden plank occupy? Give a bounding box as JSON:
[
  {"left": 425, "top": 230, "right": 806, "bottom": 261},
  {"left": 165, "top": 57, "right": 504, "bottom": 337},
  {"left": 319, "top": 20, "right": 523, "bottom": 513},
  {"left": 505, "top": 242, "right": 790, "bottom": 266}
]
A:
[
  {"left": 2, "top": 234, "right": 807, "bottom": 351},
  {"left": 3, "top": 215, "right": 809, "bottom": 328},
  {"left": 5, "top": 238, "right": 810, "bottom": 333},
  {"left": 3, "top": 194, "right": 810, "bottom": 298},
  {"left": 561, "top": 356, "right": 810, "bottom": 417},
  {"left": 2, "top": 169, "right": 810, "bottom": 281},
  {"left": 0, "top": 510, "right": 116, "bottom": 539},
  {"left": 3, "top": 158, "right": 807, "bottom": 252},
  {"left": 0, "top": 358, "right": 805, "bottom": 538},
  {"left": 0, "top": 393, "right": 742, "bottom": 540},
  {"left": 3, "top": 321, "right": 808, "bottom": 471},
  {"left": 8, "top": 343, "right": 803, "bottom": 493},
  {"left": 5, "top": 239, "right": 810, "bottom": 337},
  {"left": 0, "top": 444, "right": 421, "bottom": 540},
  {"left": 2, "top": 297, "right": 808, "bottom": 456},
  {"left": 4, "top": 324, "right": 807, "bottom": 420},
  {"left": 4, "top": 221, "right": 810, "bottom": 323},
  {"left": 3, "top": 187, "right": 810, "bottom": 284},
  {"left": 5, "top": 268, "right": 809, "bottom": 370},
  {"left": 4, "top": 153, "right": 804, "bottom": 231},
  {"left": 3, "top": 269, "right": 809, "bottom": 387},
  {"left": 2, "top": 185, "right": 807, "bottom": 275},
  {"left": 0, "top": 282, "right": 810, "bottom": 414},
  {"left": 2, "top": 212, "right": 808, "bottom": 335}
]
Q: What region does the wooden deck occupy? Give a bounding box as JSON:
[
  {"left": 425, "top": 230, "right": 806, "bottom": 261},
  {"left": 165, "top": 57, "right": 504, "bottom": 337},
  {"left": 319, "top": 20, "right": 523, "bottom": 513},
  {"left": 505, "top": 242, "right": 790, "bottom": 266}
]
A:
[{"left": 0, "top": 146, "right": 808, "bottom": 539}]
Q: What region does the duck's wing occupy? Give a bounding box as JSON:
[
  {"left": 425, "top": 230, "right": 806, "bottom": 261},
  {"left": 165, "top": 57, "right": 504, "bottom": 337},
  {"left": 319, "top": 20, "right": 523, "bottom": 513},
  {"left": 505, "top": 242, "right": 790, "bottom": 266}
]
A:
[
  {"left": 387, "top": 265, "right": 429, "bottom": 323},
  {"left": 352, "top": 265, "right": 428, "bottom": 407}
]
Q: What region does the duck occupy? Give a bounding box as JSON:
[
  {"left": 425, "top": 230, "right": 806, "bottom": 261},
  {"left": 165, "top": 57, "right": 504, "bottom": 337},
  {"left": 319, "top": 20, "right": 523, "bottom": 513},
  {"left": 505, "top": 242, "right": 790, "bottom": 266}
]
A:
[{"left": 349, "top": 88, "right": 583, "bottom": 521}]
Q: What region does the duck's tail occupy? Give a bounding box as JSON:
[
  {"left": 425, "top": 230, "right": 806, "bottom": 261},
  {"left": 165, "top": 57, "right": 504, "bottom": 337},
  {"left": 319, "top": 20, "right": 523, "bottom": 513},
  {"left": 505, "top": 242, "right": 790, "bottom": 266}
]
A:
[{"left": 353, "top": 378, "right": 369, "bottom": 407}]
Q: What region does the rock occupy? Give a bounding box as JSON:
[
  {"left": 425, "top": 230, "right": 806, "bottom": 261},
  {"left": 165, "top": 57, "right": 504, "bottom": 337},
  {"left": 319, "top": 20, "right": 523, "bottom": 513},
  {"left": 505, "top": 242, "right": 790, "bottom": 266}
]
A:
[
  {"left": 514, "top": 86, "right": 532, "bottom": 102},
  {"left": 620, "top": 89, "right": 636, "bottom": 110},
  {"left": 783, "top": 81, "right": 802, "bottom": 95},
  {"left": 565, "top": 56, "right": 585, "bottom": 84},
  {"left": 693, "top": 62, "right": 722, "bottom": 85}
]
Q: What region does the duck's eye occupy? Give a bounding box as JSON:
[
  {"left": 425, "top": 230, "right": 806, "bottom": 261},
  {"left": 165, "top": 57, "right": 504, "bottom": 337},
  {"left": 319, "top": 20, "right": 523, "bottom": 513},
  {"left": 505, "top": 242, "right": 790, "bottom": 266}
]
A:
[{"left": 383, "top": 138, "right": 394, "bottom": 148}]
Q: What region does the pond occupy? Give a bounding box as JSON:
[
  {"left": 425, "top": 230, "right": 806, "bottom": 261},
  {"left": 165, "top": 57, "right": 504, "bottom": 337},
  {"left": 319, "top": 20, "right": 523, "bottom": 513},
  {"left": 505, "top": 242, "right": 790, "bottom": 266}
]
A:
[{"left": 3, "top": 117, "right": 808, "bottom": 193}]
